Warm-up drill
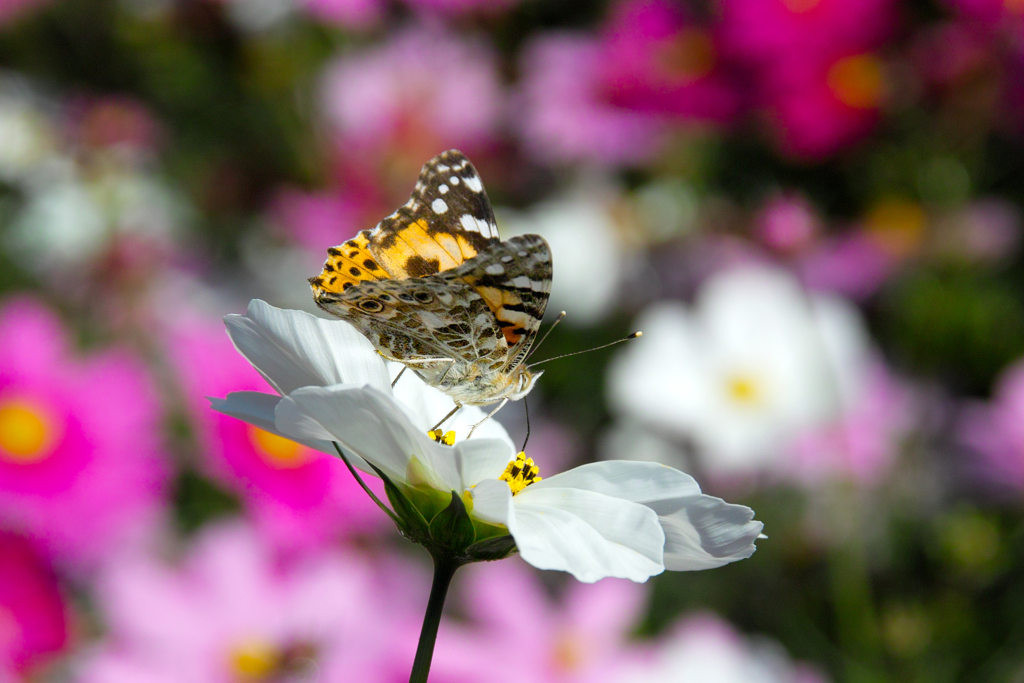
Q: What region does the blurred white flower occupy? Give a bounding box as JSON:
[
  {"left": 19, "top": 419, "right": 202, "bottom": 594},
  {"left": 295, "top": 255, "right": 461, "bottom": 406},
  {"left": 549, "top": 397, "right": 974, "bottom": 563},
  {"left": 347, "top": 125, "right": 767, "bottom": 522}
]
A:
[
  {"left": 614, "top": 613, "right": 828, "bottom": 683},
  {"left": 0, "top": 90, "right": 56, "bottom": 186},
  {"left": 213, "top": 300, "right": 763, "bottom": 583},
  {"left": 608, "top": 265, "right": 872, "bottom": 474},
  {"left": 499, "top": 187, "right": 630, "bottom": 325}
]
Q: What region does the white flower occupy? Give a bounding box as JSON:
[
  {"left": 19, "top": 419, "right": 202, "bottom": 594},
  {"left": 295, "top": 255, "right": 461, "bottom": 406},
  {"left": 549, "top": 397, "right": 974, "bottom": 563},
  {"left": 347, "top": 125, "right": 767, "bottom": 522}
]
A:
[
  {"left": 607, "top": 265, "right": 872, "bottom": 474},
  {"left": 212, "top": 300, "right": 763, "bottom": 583}
]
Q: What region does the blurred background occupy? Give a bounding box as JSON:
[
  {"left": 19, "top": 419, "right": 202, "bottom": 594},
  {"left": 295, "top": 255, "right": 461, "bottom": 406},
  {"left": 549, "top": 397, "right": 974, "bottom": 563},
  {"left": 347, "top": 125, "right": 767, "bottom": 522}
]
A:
[{"left": 1, "top": 0, "right": 1024, "bottom": 681}]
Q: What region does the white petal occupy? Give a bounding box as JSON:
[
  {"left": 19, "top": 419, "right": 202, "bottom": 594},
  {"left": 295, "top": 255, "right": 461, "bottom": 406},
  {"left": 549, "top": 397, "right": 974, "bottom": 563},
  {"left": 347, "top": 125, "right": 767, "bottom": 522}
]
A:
[
  {"left": 208, "top": 391, "right": 369, "bottom": 467},
  {"left": 510, "top": 487, "right": 665, "bottom": 583},
  {"left": 281, "top": 385, "right": 461, "bottom": 491},
  {"left": 225, "top": 299, "right": 389, "bottom": 396},
  {"left": 660, "top": 497, "right": 763, "bottom": 570},
  {"left": 453, "top": 439, "right": 516, "bottom": 490},
  {"left": 469, "top": 478, "right": 514, "bottom": 526},
  {"left": 531, "top": 461, "right": 762, "bottom": 570}
]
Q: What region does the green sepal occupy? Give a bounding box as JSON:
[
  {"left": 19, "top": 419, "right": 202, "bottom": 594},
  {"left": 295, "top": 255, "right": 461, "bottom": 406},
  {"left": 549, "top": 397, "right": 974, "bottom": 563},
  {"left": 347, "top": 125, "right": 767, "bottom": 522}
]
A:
[
  {"left": 463, "top": 534, "right": 517, "bottom": 562},
  {"left": 368, "top": 463, "right": 430, "bottom": 542},
  {"left": 428, "top": 491, "right": 477, "bottom": 553}
]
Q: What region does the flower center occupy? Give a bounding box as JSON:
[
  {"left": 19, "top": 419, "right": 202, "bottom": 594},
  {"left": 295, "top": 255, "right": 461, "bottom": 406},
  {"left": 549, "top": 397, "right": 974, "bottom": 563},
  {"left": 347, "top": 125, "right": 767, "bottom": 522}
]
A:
[
  {"left": 865, "top": 198, "right": 926, "bottom": 257},
  {"left": 551, "top": 633, "right": 584, "bottom": 672},
  {"left": 726, "top": 374, "right": 761, "bottom": 406},
  {"left": 0, "top": 398, "right": 58, "bottom": 464},
  {"left": 782, "top": 0, "right": 821, "bottom": 13},
  {"left": 499, "top": 452, "right": 542, "bottom": 495},
  {"left": 428, "top": 429, "right": 456, "bottom": 446},
  {"left": 246, "top": 426, "right": 312, "bottom": 469},
  {"left": 230, "top": 639, "right": 280, "bottom": 681},
  {"left": 827, "top": 54, "right": 885, "bottom": 110},
  {"left": 657, "top": 29, "right": 717, "bottom": 83},
  {"left": 1006, "top": 0, "right": 1024, "bottom": 15}
]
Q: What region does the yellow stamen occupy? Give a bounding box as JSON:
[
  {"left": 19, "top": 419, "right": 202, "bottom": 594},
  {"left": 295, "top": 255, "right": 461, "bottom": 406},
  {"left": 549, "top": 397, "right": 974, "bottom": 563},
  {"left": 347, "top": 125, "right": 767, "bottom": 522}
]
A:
[
  {"left": 0, "top": 398, "right": 58, "bottom": 464},
  {"left": 428, "top": 429, "right": 456, "bottom": 446},
  {"left": 246, "top": 425, "right": 311, "bottom": 469},
  {"left": 499, "top": 452, "right": 542, "bottom": 496}
]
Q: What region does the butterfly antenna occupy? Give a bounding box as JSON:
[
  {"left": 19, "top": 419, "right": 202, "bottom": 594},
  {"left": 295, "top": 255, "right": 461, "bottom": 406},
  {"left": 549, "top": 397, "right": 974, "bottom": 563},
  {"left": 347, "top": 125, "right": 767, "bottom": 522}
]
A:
[
  {"left": 522, "top": 397, "right": 531, "bottom": 452},
  {"left": 525, "top": 311, "right": 567, "bottom": 362},
  {"left": 529, "top": 331, "right": 642, "bottom": 367}
]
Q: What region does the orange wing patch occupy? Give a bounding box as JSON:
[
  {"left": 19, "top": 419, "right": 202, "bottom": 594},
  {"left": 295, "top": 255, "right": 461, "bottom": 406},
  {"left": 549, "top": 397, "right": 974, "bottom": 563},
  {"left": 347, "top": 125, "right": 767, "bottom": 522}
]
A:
[
  {"left": 464, "top": 283, "right": 531, "bottom": 345},
  {"left": 310, "top": 231, "right": 386, "bottom": 294},
  {"left": 369, "top": 219, "right": 483, "bottom": 278}
]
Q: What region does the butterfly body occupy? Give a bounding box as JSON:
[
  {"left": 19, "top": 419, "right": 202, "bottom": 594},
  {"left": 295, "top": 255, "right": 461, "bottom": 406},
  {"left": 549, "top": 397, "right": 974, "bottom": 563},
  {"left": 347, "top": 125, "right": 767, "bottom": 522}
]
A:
[{"left": 310, "top": 150, "right": 551, "bottom": 407}]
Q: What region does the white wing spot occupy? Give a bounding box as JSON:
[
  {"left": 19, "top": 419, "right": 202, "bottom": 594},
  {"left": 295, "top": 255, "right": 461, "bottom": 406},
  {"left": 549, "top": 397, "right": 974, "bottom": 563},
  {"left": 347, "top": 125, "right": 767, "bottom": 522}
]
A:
[
  {"left": 432, "top": 198, "right": 449, "bottom": 214},
  {"left": 517, "top": 250, "right": 528, "bottom": 257},
  {"left": 437, "top": 164, "right": 450, "bottom": 172},
  {"left": 460, "top": 213, "right": 492, "bottom": 236},
  {"left": 439, "top": 184, "right": 449, "bottom": 194},
  {"left": 464, "top": 175, "right": 483, "bottom": 193},
  {"left": 450, "top": 176, "right": 460, "bottom": 185},
  {"left": 485, "top": 263, "right": 504, "bottom": 275},
  {"left": 500, "top": 254, "right": 514, "bottom": 263}
]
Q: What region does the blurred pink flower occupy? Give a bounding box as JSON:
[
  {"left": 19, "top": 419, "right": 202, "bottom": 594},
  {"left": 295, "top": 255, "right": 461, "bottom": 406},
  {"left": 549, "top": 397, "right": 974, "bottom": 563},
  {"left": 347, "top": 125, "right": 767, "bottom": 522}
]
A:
[
  {"left": 321, "top": 26, "right": 502, "bottom": 178},
  {"left": 167, "top": 315, "right": 384, "bottom": 551},
  {"left": 0, "top": 0, "right": 49, "bottom": 25},
  {"left": 947, "top": 0, "right": 1024, "bottom": 35},
  {"left": 786, "top": 363, "right": 911, "bottom": 486},
  {"left": 298, "top": 0, "right": 384, "bottom": 28},
  {"left": 440, "top": 560, "right": 646, "bottom": 683},
  {"left": 401, "top": 0, "right": 520, "bottom": 15},
  {"left": 78, "top": 522, "right": 408, "bottom": 683},
  {"left": 271, "top": 188, "right": 366, "bottom": 253},
  {"left": 0, "top": 297, "right": 168, "bottom": 569},
  {"left": 0, "top": 532, "right": 69, "bottom": 678},
  {"left": 797, "top": 230, "right": 898, "bottom": 299},
  {"left": 518, "top": 33, "right": 665, "bottom": 166},
  {"left": 959, "top": 358, "right": 1024, "bottom": 491},
  {"left": 614, "top": 613, "right": 829, "bottom": 683},
  {"left": 598, "top": 0, "right": 741, "bottom": 123},
  {"left": 718, "top": 0, "right": 896, "bottom": 67},
  {"left": 756, "top": 194, "right": 821, "bottom": 254}
]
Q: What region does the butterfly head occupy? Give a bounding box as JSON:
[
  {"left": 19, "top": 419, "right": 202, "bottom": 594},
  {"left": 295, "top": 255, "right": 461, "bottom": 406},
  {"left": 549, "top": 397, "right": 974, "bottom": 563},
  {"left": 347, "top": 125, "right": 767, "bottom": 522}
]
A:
[{"left": 508, "top": 364, "right": 543, "bottom": 401}]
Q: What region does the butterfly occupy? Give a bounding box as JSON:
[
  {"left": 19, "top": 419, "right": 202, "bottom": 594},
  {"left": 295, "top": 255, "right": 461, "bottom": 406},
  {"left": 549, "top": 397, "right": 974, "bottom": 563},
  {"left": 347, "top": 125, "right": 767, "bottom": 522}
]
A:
[{"left": 309, "top": 150, "right": 552, "bottom": 428}]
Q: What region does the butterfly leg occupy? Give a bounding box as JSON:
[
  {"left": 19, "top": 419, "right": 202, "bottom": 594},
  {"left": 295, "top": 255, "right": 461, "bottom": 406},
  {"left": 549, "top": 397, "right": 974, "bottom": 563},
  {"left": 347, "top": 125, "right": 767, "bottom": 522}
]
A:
[
  {"left": 430, "top": 403, "right": 462, "bottom": 433},
  {"left": 391, "top": 366, "right": 406, "bottom": 388},
  {"left": 467, "top": 398, "right": 509, "bottom": 439}
]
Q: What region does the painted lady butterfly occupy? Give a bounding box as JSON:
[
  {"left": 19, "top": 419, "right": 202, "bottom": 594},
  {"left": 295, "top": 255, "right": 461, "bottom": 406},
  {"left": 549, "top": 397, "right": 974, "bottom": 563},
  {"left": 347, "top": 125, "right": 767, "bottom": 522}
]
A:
[{"left": 310, "top": 150, "right": 552, "bottom": 420}]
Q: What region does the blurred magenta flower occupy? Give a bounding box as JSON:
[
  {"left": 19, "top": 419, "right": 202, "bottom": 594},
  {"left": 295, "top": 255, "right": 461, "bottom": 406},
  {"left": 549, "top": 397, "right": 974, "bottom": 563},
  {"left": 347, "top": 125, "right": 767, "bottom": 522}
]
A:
[
  {"left": 321, "top": 26, "right": 503, "bottom": 179},
  {"left": 947, "top": 0, "right": 1024, "bottom": 35},
  {"left": 78, "top": 522, "right": 406, "bottom": 683},
  {"left": 797, "top": 231, "right": 898, "bottom": 300},
  {"left": 719, "top": 0, "right": 896, "bottom": 68},
  {"left": 597, "top": 0, "right": 741, "bottom": 123},
  {"left": 959, "top": 358, "right": 1024, "bottom": 491},
  {"left": 0, "top": 532, "right": 69, "bottom": 678},
  {"left": 168, "top": 316, "right": 384, "bottom": 551},
  {"left": 517, "top": 33, "right": 665, "bottom": 166},
  {"left": 613, "top": 613, "right": 828, "bottom": 683},
  {"left": 441, "top": 560, "right": 647, "bottom": 682},
  {"left": 762, "top": 50, "right": 887, "bottom": 159},
  {"left": 271, "top": 188, "right": 366, "bottom": 254},
  {"left": 0, "top": 297, "right": 168, "bottom": 569}
]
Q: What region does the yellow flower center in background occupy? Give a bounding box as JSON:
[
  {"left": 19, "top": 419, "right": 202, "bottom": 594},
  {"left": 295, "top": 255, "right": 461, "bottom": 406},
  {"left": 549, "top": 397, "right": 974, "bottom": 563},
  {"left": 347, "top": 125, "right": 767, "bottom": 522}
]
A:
[
  {"left": 428, "top": 429, "right": 456, "bottom": 446},
  {"left": 0, "top": 398, "right": 58, "bottom": 464},
  {"left": 827, "top": 54, "right": 885, "bottom": 110},
  {"left": 657, "top": 29, "right": 716, "bottom": 84},
  {"left": 725, "top": 374, "right": 762, "bottom": 406},
  {"left": 865, "top": 198, "right": 926, "bottom": 258},
  {"left": 500, "top": 452, "right": 542, "bottom": 495},
  {"left": 782, "top": 0, "right": 821, "bottom": 13},
  {"left": 230, "top": 639, "right": 280, "bottom": 681},
  {"left": 247, "top": 425, "right": 311, "bottom": 469}
]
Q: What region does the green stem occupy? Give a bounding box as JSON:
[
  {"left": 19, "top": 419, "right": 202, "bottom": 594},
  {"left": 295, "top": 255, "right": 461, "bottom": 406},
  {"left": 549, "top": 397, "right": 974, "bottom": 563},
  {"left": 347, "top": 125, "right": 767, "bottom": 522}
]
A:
[
  {"left": 409, "top": 555, "right": 460, "bottom": 683},
  {"left": 332, "top": 442, "right": 402, "bottom": 526}
]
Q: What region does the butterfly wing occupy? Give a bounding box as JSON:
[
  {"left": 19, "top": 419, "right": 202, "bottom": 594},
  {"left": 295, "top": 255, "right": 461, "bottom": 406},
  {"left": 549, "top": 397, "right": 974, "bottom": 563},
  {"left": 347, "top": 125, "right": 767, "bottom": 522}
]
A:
[{"left": 309, "top": 150, "right": 500, "bottom": 297}]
